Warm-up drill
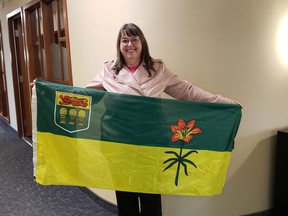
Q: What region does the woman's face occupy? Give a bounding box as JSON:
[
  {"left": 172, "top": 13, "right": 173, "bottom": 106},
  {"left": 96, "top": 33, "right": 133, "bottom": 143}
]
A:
[{"left": 120, "top": 32, "right": 142, "bottom": 66}]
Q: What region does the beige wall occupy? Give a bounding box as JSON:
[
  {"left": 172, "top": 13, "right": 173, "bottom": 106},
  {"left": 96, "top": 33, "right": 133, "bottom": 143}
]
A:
[{"left": 2, "top": 0, "right": 288, "bottom": 215}]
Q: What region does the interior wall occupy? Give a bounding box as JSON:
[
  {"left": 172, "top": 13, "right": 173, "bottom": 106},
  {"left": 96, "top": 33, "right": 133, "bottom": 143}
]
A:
[
  {"left": 1, "top": 0, "right": 288, "bottom": 215},
  {"left": 67, "top": 0, "right": 288, "bottom": 216}
]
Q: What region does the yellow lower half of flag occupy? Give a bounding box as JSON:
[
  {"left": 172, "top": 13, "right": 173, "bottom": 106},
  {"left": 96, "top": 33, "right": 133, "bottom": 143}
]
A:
[{"left": 35, "top": 132, "right": 231, "bottom": 196}]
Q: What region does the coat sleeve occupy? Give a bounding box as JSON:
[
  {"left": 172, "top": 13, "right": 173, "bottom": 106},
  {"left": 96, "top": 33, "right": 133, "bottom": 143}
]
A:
[
  {"left": 85, "top": 66, "right": 106, "bottom": 90},
  {"left": 163, "top": 64, "right": 237, "bottom": 104}
]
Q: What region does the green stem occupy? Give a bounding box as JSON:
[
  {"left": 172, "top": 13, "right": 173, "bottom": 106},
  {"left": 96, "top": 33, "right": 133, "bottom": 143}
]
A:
[{"left": 175, "top": 141, "right": 184, "bottom": 186}]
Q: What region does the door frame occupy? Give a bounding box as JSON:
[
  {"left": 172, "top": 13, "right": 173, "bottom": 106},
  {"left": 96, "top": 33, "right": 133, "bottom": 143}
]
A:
[{"left": 7, "top": 8, "right": 32, "bottom": 138}]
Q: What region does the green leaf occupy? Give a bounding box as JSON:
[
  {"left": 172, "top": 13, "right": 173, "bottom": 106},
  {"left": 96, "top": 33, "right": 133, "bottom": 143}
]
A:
[
  {"left": 182, "top": 150, "right": 198, "bottom": 159},
  {"left": 183, "top": 158, "right": 197, "bottom": 168},
  {"left": 164, "top": 151, "right": 180, "bottom": 158},
  {"left": 163, "top": 158, "right": 177, "bottom": 164},
  {"left": 180, "top": 161, "right": 188, "bottom": 176},
  {"left": 163, "top": 160, "right": 178, "bottom": 172}
]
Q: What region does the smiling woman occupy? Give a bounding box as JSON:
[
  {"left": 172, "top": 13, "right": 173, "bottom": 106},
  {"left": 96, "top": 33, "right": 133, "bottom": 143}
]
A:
[{"left": 86, "top": 22, "right": 238, "bottom": 216}]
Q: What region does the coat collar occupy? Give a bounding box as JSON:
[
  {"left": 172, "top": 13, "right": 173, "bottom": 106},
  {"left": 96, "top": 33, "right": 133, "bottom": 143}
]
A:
[{"left": 114, "top": 62, "right": 154, "bottom": 94}]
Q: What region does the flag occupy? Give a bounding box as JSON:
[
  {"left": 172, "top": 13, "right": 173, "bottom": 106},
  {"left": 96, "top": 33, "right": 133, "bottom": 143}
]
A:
[{"left": 32, "top": 80, "right": 242, "bottom": 196}]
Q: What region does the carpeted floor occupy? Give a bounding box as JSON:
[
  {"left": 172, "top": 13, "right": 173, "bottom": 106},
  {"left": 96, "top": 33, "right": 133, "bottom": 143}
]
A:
[{"left": 0, "top": 119, "right": 118, "bottom": 216}]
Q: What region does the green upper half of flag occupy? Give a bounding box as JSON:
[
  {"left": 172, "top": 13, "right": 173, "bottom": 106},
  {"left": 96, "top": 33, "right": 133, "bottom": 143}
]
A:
[{"left": 35, "top": 80, "right": 242, "bottom": 152}]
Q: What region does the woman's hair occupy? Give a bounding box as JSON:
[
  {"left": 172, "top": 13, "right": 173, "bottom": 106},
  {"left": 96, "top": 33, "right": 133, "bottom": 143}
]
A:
[{"left": 112, "top": 23, "right": 155, "bottom": 76}]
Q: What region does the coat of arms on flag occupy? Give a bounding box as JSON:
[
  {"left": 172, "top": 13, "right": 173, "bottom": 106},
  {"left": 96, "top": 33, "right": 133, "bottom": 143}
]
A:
[
  {"left": 54, "top": 91, "right": 92, "bottom": 133},
  {"left": 32, "top": 80, "right": 242, "bottom": 196}
]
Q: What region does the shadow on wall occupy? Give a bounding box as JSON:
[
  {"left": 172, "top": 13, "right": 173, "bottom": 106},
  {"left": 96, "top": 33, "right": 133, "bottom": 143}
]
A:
[{"left": 224, "top": 134, "right": 277, "bottom": 215}]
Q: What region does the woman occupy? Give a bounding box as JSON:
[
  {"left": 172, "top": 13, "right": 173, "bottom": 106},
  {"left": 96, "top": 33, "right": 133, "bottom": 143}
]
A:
[{"left": 86, "top": 23, "right": 237, "bottom": 216}]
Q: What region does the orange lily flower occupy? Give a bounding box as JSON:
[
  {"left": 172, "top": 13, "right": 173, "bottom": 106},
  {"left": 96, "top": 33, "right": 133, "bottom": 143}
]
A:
[{"left": 170, "top": 119, "right": 202, "bottom": 143}]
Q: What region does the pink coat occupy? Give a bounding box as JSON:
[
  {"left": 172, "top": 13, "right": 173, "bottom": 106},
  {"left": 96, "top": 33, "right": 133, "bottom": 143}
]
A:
[{"left": 86, "top": 59, "right": 235, "bottom": 104}]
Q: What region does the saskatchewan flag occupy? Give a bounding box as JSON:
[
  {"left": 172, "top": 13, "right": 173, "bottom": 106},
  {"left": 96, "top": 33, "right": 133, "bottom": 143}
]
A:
[{"left": 32, "top": 80, "right": 242, "bottom": 196}]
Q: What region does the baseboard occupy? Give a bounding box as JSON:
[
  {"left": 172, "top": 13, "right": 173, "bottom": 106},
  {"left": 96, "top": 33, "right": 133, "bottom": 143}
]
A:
[
  {"left": 78, "top": 187, "right": 118, "bottom": 213},
  {"left": 241, "top": 209, "right": 273, "bottom": 216}
]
